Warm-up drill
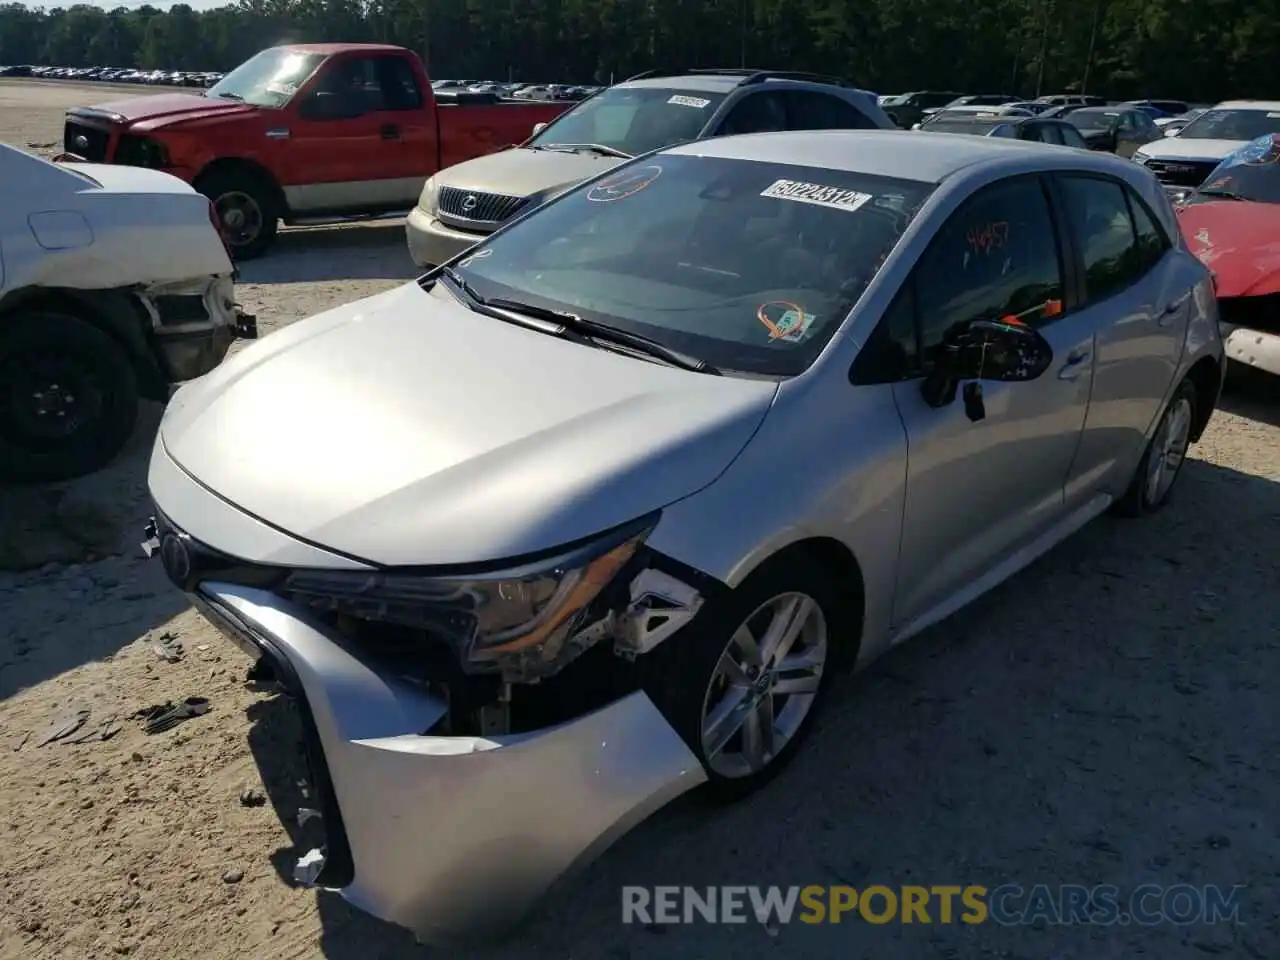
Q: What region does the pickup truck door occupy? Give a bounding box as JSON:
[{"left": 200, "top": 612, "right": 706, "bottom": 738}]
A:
[{"left": 283, "top": 54, "right": 432, "bottom": 214}]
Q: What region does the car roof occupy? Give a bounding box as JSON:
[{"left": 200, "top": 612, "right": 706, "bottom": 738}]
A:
[
  {"left": 617, "top": 73, "right": 870, "bottom": 96},
  {"left": 1211, "top": 99, "right": 1280, "bottom": 111},
  {"left": 664, "top": 129, "right": 1114, "bottom": 183},
  {"left": 281, "top": 42, "right": 408, "bottom": 55}
]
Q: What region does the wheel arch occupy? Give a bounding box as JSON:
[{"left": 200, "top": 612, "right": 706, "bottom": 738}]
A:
[
  {"left": 194, "top": 157, "right": 288, "bottom": 216},
  {"left": 1184, "top": 354, "right": 1222, "bottom": 442},
  {"left": 734, "top": 536, "right": 867, "bottom": 666},
  {"left": 0, "top": 286, "right": 166, "bottom": 400}
]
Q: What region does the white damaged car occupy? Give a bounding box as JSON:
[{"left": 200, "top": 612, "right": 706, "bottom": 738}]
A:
[
  {"left": 146, "top": 131, "right": 1223, "bottom": 942},
  {"left": 1133, "top": 99, "right": 1280, "bottom": 198},
  {"left": 0, "top": 144, "right": 254, "bottom": 482}
]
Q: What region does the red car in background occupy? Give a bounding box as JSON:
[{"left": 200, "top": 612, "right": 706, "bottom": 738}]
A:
[
  {"left": 58, "top": 44, "right": 570, "bottom": 258},
  {"left": 1176, "top": 134, "right": 1280, "bottom": 379}
]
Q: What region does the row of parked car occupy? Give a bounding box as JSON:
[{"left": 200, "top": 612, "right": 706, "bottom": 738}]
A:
[
  {"left": 0, "top": 62, "right": 600, "bottom": 99},
  {"left": 0, "top": 63, "right": 222, "bottom": 86}
]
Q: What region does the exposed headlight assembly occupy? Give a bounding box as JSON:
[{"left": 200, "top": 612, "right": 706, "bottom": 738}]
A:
[{"left": 281, "top": 515, "right": 657, "bottom": 681}]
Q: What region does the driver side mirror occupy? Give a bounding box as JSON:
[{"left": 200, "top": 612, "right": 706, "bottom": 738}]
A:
[
  {"left": 531, "top": 121, "right": 547, "bottom": 136},
  {"left": 921, "top": 319, "right": 1054, "bottom": 414}
]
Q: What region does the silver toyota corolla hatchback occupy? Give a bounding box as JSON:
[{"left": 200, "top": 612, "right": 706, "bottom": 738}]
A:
[{"left": 145, "top": 130, "right": 1225, "bottom": 941}]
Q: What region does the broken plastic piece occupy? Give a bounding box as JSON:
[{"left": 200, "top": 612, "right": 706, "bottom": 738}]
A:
[
  {"left": 142, "top": 697, "right": 211, "bottom": 734},
  {"left": 293, "top": 848, "right": 326, "bottom": 886},
  {"left": 296, "top": 807, "right": 321, "bottom": 827},
  {"left": 37, "top": 707, "right": 90, "bottom": 746}
]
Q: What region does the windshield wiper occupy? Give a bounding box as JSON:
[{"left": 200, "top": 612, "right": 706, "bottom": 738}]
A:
[
  {"left": 211, "top": 91, "right": 243, "bottom": 101},
  {"left": 485, "top": 297, "right": 719, "bottom": 374},
  {"left": 543, "top": 142, "right": 633, "bottom": 159}
]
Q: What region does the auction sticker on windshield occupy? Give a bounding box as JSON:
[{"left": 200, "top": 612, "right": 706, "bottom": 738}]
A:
[
  {"left": 668, "top": 95, "right": 712, "bottom": 108},
  {"left": 758, "top": 301, "right": 816, "bottom": 342},
  {"left": 588, "top": 165, "right": 663, "bottom": 202},
  {"left": 760, "top": 179, "right": 873, "bottom": 213}
]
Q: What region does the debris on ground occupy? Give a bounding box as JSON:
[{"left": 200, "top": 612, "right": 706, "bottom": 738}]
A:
[
  {"left": 152, "top": 632, "right": 184, "bottom": 663},
  {"left": 221, "top": 868, "right": 244, "bottom": 884},
  {"left": 239, "top": 787, "right": 266, "bottom": 808},
  {"left": 36, "top": 706, "right": 90, "bottom": 746},
  {"left": 293, "top": 849, "right": 325, "bottom": 886},
  {"left": 66, "top": 713, "right": 120, "bottom": 744},
  {"left": 135, "top": 698, "right": 211, "bottom": 735},
  {"left": 296, "top": 807, "right": 321, "bottom": 827}
]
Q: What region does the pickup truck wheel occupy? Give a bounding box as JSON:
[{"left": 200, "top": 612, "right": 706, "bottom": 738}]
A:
[
  {"left": 198, "top": 171, "right": 279, "bottom": 261},
  {"left": 0, "top": 310, "right": 139, "bottom": 483}
]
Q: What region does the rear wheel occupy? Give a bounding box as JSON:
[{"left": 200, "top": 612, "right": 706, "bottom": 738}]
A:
[
  {"left": 1114, "top": 377, "right": 1197, "bottom": 517},
  {"left": 197, "top": 169, "right": 279, "bottom": 260},
  {"left": 0, "top": 310, "right": 139, "bottom": 482},
  {"left": 641, "top": 554, "right": 847, "bottom": 800}
]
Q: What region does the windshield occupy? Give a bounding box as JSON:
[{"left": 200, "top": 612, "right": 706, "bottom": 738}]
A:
[
  {"left": 206, "top": 48, "right": 326, "bottom": 108},
  {"left": 1177, "top": 108, "right": 1280, "bottom": 141},
  {"left": 527, "top": 86, "right": 727, "bottom": 157},
  {"left": 921, "top": 115, "right": 1002, "bottom": 135},
  {"left": 1189, "top": 135, "right": 1280, "bottom": 204},
  {"left": 1067, "top": 108, "right": 1121, "bottom": 131},
  {"left": 444, "top": 155, "right": 934, "bottom": 376}
]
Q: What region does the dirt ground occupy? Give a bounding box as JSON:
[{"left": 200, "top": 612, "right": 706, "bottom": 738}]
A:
[{"left": 1, "top": 79, "right": 1278, "bottom": 960}]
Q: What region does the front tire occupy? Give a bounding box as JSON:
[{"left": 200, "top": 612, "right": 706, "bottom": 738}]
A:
[
  {"left": 641, "top": 554, "right": 848, "bottom": 800},
  {"left": 197, "top": 169, "right": 279, "bottom": 261},
  {"left": 0, "top": 310, "right": 139, "bottom": 482},
  {"left": 1114, "top": 377, "right": 1197, "bottom": 517}
]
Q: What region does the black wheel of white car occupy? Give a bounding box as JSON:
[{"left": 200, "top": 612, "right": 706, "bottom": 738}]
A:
[
  {"left": 1115, "top": 378, "right": 1197, "bottom": 517},
  {"left": 0, "top": 310, "right": 139, "bottom": 483},
  {"left": 197, "top": 170, "right": 279, "bottom": 261},
  {"left": 641, "top": 554, "right": 846, "bottom": 800}
]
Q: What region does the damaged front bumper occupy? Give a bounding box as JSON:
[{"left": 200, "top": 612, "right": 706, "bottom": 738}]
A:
[
  {"left": 188, "top": 581, "right": 706, "bottom": 941},
  {"left": 140, "top": 274, "right": 257, "bottom": 384}
]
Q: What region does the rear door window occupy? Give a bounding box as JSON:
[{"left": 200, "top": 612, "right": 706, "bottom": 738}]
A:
[
  {"left": 1057, "top": 175, "right": 1149, "bottom": 302},
  {"left": 782, "top": 91, "right": 875, "bottom": 130},
  {"left": 717, "top": 92, "right": 789, "bottom": 134}
]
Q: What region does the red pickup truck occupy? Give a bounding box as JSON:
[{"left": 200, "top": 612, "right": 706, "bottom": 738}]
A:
[{"left": 60, "top": 44, "right": 570, "bottom": 258}]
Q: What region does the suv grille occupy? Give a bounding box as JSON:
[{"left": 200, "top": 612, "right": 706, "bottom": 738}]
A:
[
  {"left": 437, "top": 187, "right": 529, "bottom": 227},
  {"left": 63, "top": 121, "right": 109, "bottom": 161},
  {"left": 1142, "top": 158, "right": 1219, "bottom": 187}
]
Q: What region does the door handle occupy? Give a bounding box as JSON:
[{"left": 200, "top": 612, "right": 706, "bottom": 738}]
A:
[
  {"left": 1158, "top": 292, "right": 1190, "bottom": 326},
  {"left": 1057, "top": 348, "right": 1091, "bottom": 381},
  {"left": 380, "top": 123, "right": 401, "bottom": 140}
]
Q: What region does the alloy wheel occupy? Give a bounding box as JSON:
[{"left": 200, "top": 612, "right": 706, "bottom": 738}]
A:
[
  {"left": 699, "top": 592, "right": 828, "bottom": 779},
  {"left": 1145, "top": 394, "right": 1193, "bottom": 505}
]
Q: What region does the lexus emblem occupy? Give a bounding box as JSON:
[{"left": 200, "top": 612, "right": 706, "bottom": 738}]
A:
[
  {"left": 74, "top": 134, "right": 89, "bottom": 151},
  {"left": 159, "top": 532, "right": 191, "bottom": 583},
  {"left": 461, "top": 194, "right": 479, "bottom": 212}
]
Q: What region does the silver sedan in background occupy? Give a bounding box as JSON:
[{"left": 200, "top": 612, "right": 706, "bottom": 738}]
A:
[{"left": 145, "top": 130, "right": 1225, "bottom": 942}]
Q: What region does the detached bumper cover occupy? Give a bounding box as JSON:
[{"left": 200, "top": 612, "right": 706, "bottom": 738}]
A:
[
  {"left": 146, "top": 275, "right": 257, "bottom": 383},
  {"left": 193, "top": 582, "right": 706, "bottom": 941}
]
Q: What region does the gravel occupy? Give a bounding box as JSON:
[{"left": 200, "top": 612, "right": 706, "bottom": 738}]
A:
[{"left": 1, "top": 78, "right": 1277, "bottom": 960}]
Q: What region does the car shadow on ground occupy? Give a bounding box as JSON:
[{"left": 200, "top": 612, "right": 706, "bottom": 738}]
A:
[
  {"left": 1219, "top": 364, "right": 1280, "bottom": 428},
  {"left": 0, "top": 402, "right": 189, "bottom": 700},
  {"left": 235, "top": 222, "right": 424, "bottom": 285},
  {"left": 237, "top": 457, "right": 1278, "bottom": 959}
]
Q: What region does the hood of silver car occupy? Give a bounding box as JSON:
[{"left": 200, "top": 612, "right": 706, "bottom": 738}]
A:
[
  {"left": 160, "top": 282, "right": 777, "bottom": 567},
  {"left": 432, "top": 147, "right": 624, "bottom": 199}
]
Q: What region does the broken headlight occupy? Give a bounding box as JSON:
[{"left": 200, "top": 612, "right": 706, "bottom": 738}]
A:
[{"left": 280, "top": 517, "right": 655, "bottom": 679}]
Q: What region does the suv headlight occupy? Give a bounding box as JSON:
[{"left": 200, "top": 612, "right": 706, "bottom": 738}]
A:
[
  {"left": 418, "top": 175, "right": 438, "bottom": 213},
  {"left": 280, "top": 516, "right": 656, "bottom": 679}
]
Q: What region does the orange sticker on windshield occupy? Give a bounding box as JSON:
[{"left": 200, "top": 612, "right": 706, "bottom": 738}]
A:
[
  {"left": 757, "top": 301, "right": 816, "bottom": 342},
  {"left": 587, "top": 165, "right": 662, "bottom": 202}
]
